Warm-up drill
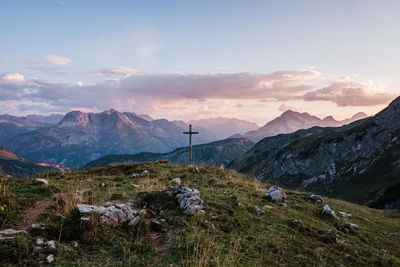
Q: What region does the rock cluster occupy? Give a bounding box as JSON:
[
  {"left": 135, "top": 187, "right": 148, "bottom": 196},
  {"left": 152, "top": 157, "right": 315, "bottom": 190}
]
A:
[
  {"left": 166, "top": 186, "right": 205, "bottom": 215},
  {"left": 76, "top": 203, "right": 140, "bottom": 226},
  {"left": 265, "top": 186, "right": 286, "bottom": 202},
  {"left": 0, "top": 229, "right": 27, "bottom": 240}
]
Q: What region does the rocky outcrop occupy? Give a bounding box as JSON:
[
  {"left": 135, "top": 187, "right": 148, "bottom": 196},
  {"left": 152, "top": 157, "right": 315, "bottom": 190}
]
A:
[
  {"left": 76, "top": 203, "right": 139, "bottom": 226},
  {"left": 166, "top": 186, "right": 205, "bottom": 215},
  {"left": 321, "top": 205, "right": 338, "bottom": 219}
]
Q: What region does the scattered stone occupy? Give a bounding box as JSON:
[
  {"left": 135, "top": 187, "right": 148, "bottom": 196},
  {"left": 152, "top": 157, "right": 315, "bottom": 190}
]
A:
[
  {"left": 139, "top": 209, "right": 147, "bottom": 215},
  {"left": 101, "top": 183, "right": 105, "bottom": 187},
  {"left": 336, "top": 237, "right": 347, "bottom": 244},
  {"left": 291, "top": 219, "right": 302, "bottom": 225},
  {"left": 280, "top": 203, "right": 288, "bottom": 208},
  {"left": 310, "top": 194, "right": 323, "bottom": 203},
  {"left": 131, "top": 173, "right": 139, "bottom": 178},
  {"left": 166, "top": 186, "right": 205, "bottom": 215},
  {"left": 171, "top": 177, "right": 181, "bottom": 186},
  {"left": 46, "top": 254, "right": 54, "bottom": 263},
  {"left": 188, "top": 164, "right": 200, "bottom": 173},
  {"left": 70, "top": 241, "right": 79, "bottom": 248},
  {"left": 128, "top": 216, "right": 140, "bottom": 226},
  {"left": 345, "top": 253, "right": 351, "bottom": 258},
  {"left": 141, "top": 170, "right": 149, "bottom": 176},
  {"left": 263, "top": 205, "right": 274, "bottom": 209},
  {"left": 35, "top": 178, "right": 48, "bottom": 185},
  {"left": 46, "top": 240, "right": 56, "bottom": 251},
  {"left": 237, "top": 202, "right": 244, "bottom": 208},
  {"left": 321, "top": 205, "right": 338, "bottom": 219},
  {"left": 265, "top": 186, "right": 286, "bottom": 202},
  {"left": 132, "top": 184, "right": 140, "bottom": 188},
  {"left": 36, "top": 238, "right": 44, "bottom": 245},
  {"left": 344, "top": 223, "right": 358, "bottom": 230},
  {"left": 338, "top": 211, "right": 352, "bottom": 217},
  {"left": 381, "top": 249, "right": 388, "bottom": 253},
  {"left": 253, "top": 206, "right": 265, "bottom": 215}
]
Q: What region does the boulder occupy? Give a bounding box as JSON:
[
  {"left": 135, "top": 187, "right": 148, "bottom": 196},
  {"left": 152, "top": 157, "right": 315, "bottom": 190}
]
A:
[
  {"left": 310, "top": 194, "right": 323, "bottom": 203},
  {"left": 321, "top": 204, "right": 338, "bottom": 219},
  {"left": 166, "top": 186, "right": 205, "bottom": 215},
  {"left": 76, "top": 203, "right": 138, "bottom": 226},
  {"left": 265, "top": 186, "right": 286, "bottom": 202},
  {"left": 35, "top": 178, "right": 48, "bottom": 185}
]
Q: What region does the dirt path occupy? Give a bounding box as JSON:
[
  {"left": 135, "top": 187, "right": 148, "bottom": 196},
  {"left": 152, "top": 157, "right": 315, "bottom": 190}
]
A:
[{"left": 18, "top": 197, "right": 52, "bottom": 230}]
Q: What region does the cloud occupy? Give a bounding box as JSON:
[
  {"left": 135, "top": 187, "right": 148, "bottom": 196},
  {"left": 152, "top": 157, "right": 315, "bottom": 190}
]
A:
[
  {"left": 304, "top": 77, "right": 396, "bottom": 106},
  {"left": 44, "top": 55, "right": 72, "bottom": 65},
  {"left": 89, "top": 66, "right": 139, "bottom": 77},
  {"left": 136, "top": 43, "right": 160, "bottom": 57},
  {"left": 2, "top": 73, "right": 24, "bottom": 83}
]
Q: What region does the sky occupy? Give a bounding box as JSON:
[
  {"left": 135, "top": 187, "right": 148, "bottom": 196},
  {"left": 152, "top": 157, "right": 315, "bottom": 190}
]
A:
[{"left": 0, "top": 0, "right": 399, "bottom": 125}]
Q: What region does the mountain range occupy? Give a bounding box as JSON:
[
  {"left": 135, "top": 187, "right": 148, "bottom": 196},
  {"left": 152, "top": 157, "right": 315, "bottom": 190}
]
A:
[
  {"left": 232, "top": 110, "right": 368, "bottom": 142},
  {"left": 84, "top": 137, "right": 254, "bottom": 168},
  {"left": 229, "top": 97, "right": 400, "bottom": 209}
]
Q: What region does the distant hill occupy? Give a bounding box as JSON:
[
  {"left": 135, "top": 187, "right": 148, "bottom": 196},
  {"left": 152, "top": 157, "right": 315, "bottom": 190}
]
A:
[
  {"left": 0, "top": 147, "right": 61, "bottom": 177},
  {"left": 232, "top": 110, "right": 368, "bottom": 142},
  {"left": 4, "top": 109, "right": 215, "bottom": 167},
  {"left": 84, "top": 138, "right": 254, "bottom": 168},
  {"left": 229, "top": 97, "right": 400, "bottom": 209}
]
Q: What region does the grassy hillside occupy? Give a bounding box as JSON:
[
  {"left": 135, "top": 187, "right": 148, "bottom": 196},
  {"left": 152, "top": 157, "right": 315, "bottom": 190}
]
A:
[{"left": 0, "top": 162, "right": 399, "bottom": 266}]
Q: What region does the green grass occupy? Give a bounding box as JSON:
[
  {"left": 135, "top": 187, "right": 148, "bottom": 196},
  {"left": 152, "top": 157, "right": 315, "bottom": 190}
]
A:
[{"left": 0, "top": 162, "right": 399, "bottom": 266}]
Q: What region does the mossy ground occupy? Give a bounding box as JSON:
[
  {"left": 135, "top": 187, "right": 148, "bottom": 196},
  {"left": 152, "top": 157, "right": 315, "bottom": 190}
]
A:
[{"left": 0, "top": 162, "right": 399, "bottom": 266}]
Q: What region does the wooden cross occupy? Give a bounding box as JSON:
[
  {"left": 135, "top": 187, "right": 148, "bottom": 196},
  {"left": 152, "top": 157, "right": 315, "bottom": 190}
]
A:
[{"left": 183, "top": 124, "right": 199, "bottom": 164}]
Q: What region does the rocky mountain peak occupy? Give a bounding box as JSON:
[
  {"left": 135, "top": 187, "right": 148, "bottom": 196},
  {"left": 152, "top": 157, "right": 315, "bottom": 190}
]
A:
[{"left": 57, "top": 111, "right": 90, "bottom": 128}]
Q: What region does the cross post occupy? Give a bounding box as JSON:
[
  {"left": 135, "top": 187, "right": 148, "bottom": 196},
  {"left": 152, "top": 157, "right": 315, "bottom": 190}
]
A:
[{"left": 183, "top": 124, "right": 199, "bottom": 164}]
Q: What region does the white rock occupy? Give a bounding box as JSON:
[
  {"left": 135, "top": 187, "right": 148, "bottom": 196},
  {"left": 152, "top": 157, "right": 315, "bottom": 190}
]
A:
[
  {"left": 338, "top": 211, "right": 352, "bottom": 217},
  {"left": 171, "top": 177, "right": 181, "bottom": 185},
  {"left": 36, "top": 238, "right": 44, "bottom": 245},
  {"left": 46, "top": 254, "right": 54, "bottom": 263},
  {"left": 35, "top": 178, "right": 48, "bottom": 185},
  {"left": 132, "top": 184, "right": 140, "bottom": 188},
  {"left": 70, "top": 241, "right": 79, "bottom": 248},
  {"left": 167, "top": 186, "right": 205, "bottom": 215},
  {"left": 141, "top": 170, "right": 149, "bottom": 176},
  {"left": 131, "top": 173, "right": 139, "bottom": 178},
  {"left": 321, "top": 204, "right": 338, "bottom": 219},
  {"left": 188, "top": 164, "right": 200, "bottom": 173},
  {"left": 263, "top": 205, "right": 274, "bottom": 209},
  {"left": 46, "top": 240, "right": 56, "bottom": 251},
  {"left": 345, "top": 223, "right": 358, "bottom": 230},
  {"left": 0, "top": 229, "right": 27, "bottom": 235},
  {"left": 265, "top": 186, "right": 286, "bottom": 202},
  {"left": 310, "top": 194, "right": 323, "bottom": 203}
]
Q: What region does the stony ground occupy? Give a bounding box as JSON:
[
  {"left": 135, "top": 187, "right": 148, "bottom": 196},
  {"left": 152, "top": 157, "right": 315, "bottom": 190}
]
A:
[{"left": 0, "top": 162, "right": 399, "bottom": 266}]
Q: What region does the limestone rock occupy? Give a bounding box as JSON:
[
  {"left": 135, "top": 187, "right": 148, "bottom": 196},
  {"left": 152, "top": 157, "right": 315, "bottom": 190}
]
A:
[
  {"left": 321, "top": 204, "right": 338, "bottom": 219},
  {"left": 166, "top": 186, "right": 205, "bottom": 215},
  {"left": 36, "top": 238, "right": 44, "bottom": 245},
  {"left": 310, "top": 194, "right": 323, "bottom": 203},
  {"left": 188, "top": 164, "right": 200, "bottom": 173},
  {"left": 254, "top": 206, "right": 265, "bottom": 215},
  {"left": 345, "top": 223, "right": 358, "bottom": 230},
  {"left": 46, "top": 240, "right": 56, "bottom": 251},
  {"left": 46, "top": 254, "right": 54, "bottom": 263},
  {"left": 128, "top": 216, "right": 140, "bottom": 226},
  {"left": 35, "top": 178, "right": 48, "bottom": 185},
  {"left": 70, "top": 241, "right": 79, "bottom": 248},
  {"left": 141, "top": 170, "right": 149, "bottom": 176},
  {"left": 338, "top": 211, "right": 352, "bottom": 217},
  {"left": 76, "top": 203, "right": 137, "bottom": 226},
  {"left": 265, "top": 186, "right": 286, "bottom": 202},
  {"left": 131, "top": 173, "right": 139, "bottom": 178},
  {"left": 0, "top": 229, "right": 27, "bottom": 235},
  {"left": 76, "top": 204, "right": 106, "bottom": 214}
]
